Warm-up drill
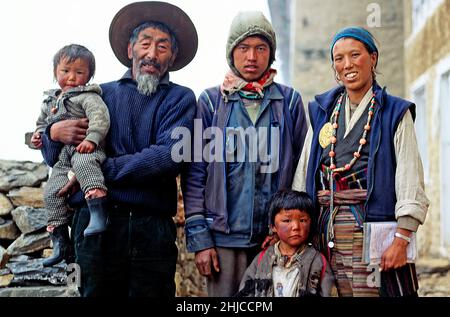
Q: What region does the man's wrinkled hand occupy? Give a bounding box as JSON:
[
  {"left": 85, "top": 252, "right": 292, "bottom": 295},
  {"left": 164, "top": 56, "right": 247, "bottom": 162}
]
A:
[
  {"left": 57, "top": 174, "right": 80, "bottom": 198},
  {"left": 50, "top": 118, "right": 88, "bottom": 145},
  {"left": 261, "top": 233, "right": 279, "bottom": 249},
  {"left": 380, "top": 237, "right": 409, "bottom": 272},
  {"left": 195, "top": 248, "right": 220, "bottom": 278}
]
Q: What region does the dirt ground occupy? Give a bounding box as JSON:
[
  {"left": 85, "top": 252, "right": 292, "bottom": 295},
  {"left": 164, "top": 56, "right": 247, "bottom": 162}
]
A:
[{"left": 417, "top": 257, "right": 450, "bottom": 297}]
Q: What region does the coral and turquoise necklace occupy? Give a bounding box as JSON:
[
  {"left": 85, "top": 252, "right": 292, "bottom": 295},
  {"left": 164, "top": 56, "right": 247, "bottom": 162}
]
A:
[
  {"left": 325, "top": 91, "right": 376, "bottom": 249},
  {"left": 328, "top": 92, "right": 376, "bottom": 172}
]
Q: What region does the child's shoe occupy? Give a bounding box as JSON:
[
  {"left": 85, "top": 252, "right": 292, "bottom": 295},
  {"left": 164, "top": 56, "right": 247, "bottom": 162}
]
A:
[
  {"left": 43, "top": 225, "right": 71, "bottom": 267},
  {"left": 84, "top": 197, "right": 108, "bottom": 236}
]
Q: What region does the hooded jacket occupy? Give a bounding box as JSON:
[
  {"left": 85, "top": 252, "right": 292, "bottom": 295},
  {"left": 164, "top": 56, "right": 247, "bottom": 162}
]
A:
[
  {"left": 226, "top": 11, "right": 277, "bottom": 76},
  {"left": 182, "top": 83, "right": 307, "bottom": 252}
]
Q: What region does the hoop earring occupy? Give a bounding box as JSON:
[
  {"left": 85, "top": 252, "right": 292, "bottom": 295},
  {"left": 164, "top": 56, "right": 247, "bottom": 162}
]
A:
[{"left": 335, "top": 72, "right": 342, "bottom": 84}]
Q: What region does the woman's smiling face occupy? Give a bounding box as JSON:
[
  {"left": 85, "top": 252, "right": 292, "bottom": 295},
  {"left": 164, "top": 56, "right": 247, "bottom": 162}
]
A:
[{"left": 332, "top": 37, "right": 377, "bottom": 98}]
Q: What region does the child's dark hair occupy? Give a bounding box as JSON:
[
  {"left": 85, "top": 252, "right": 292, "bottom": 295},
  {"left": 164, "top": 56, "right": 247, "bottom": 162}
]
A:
[
  {"left": 53, "top": 44, "right": 96, "bottom": 81},
  {"left": 268, "top": 190, "right": 315, "bottom": 226}
]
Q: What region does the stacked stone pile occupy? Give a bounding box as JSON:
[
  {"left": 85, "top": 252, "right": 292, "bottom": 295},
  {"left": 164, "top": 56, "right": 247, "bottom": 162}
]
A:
[
  {"left": 0, "top": 159, "right": 205, "bottom": 296},
  {"left": 0, "top": 159, "right": 60, "bottom": 289},
  {"left": 174, "top": 185, "right": 206, "bottom": 297}
]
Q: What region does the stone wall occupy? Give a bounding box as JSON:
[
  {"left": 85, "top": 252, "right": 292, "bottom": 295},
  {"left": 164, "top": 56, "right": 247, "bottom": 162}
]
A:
[
  {"left": 404, "top": 0, "right": 450, "bottom": 86},
  {"left": 268, "top": 0, "right": 292, "bottom": 84},
  {"left": 174, "top": 181, "right": 207, "bottom": 297},
  {"left": 0, "top": 159, "right": 205, "bottom": 296},
  {"left": 281, "top": 0, "right": 405, "bottom": 104},
  {"left": 404, "top": 0, "right": 450, "bottom": 258}
]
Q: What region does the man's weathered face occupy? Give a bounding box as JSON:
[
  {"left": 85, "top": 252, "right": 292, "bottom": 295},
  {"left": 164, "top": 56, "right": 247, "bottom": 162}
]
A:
[
  {"left": 232, "top": 35, "right": 270, "bottom": 82},
  {"left": 128, "top": 27, "right": 176, "bottom": 80}
]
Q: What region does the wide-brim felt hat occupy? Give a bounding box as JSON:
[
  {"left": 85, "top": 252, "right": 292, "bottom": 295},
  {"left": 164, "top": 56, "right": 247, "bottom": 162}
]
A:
[{"left": 109, "top": 1, "right": 198, "bottom": 71}]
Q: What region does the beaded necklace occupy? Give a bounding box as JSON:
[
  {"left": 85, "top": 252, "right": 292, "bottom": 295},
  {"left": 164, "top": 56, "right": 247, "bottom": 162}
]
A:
[
  {"left": 328, "top": 92, "right": 376, "bottom": 172},
  {"left": 326, "top": 91, "right": 376, "bottom": 249}
]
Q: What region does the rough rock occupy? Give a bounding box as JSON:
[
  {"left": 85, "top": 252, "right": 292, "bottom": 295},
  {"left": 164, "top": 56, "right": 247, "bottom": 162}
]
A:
[
  {"left": 11, "top": 206, "right": 47, "bottom": 234},
  {"left": 417, "top": 257, "right": 450, "bottom": 297},
  {"left": 0, "top": 193, "right": 13, "bottom": 216},
  {"left": 6, "top": 258, "right": 68, "bottom": 287},
  {"left": 0, "top": 220, "right": 20, "bottom": 240},
  {"left": 0, "top": 160, "right": 48, "bottom": 192},
  {"left": 7, "top": 187, "right": 44, "bottom": 208},
  {"left": 41, "top": 249, "right": 53, "bottom": 258},
  {"left": 6, "top": 231, "right": 51, "bottom": 256},
  {"left": 0, "top": 274, "right": 13, "bottom": 287},
  {"left": 6, "top": 258, "right": 51, "bottom": 274},
  {"left": 0, "top": 267, "right": 10, "bottom": 275},
  {"left": 0, "top": 246, "right": 9, "bottom": 269},
  {"left": 9, "top": 255, "right": 31, "bottom": 262},
  {"left": 0, "top": 286, "right": 79, "bottom": 297}
]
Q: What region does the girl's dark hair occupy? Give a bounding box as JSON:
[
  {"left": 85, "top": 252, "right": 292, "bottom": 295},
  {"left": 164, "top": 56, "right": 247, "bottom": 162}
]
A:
[
  {"left": 268, "top": 190, "right": 315, "bottom": 226},
  {"left": 53, "top": 44, "right": 96, "bottom": 80}
]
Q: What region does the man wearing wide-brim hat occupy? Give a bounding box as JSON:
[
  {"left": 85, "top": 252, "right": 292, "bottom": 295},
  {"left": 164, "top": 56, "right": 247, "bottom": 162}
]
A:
[{"left": 40, "top": 1, "right": 198, "bottom": 297}]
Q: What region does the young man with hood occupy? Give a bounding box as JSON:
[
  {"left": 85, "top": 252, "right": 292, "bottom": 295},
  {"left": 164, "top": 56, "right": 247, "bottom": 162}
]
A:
[{"left": 182, "top": 11, "right": 308, "bottom": 297}]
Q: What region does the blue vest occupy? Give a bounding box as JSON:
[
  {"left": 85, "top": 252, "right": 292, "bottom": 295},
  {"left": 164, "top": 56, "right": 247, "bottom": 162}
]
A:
[{"left": 306, "top": 83, "right": 415, "bottom": 221}]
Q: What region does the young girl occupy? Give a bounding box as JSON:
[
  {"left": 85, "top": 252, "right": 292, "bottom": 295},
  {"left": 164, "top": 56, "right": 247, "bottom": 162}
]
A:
[
  {"left": 31, "top": 44, "right": 110, "bottom": 266},
  {"left": 237, "top": 190, "right": 336, "bottom": 297}
]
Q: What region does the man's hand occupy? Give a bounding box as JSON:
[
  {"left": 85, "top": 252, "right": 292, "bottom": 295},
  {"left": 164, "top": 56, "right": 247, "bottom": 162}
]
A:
[
  {"left": 31, "top": 132, "right": 43, "bottom": 149},
  {"left": 50, "top": 118, "right": 88, "bottom": 145},
  {"left": 76, "top": 140, "right": 96, "bottom": 153},
  {"left": 380, "top": 229, "right": 411, "bottom": 271},
  {"left": 261, "top": 233, "right": 279, "bottom": 249},
  {"left": 194, "top": 248, "right": 220, "bottom": 278},
  {"left": 57, "top": 174, "right": 80, "bottom": 198}
]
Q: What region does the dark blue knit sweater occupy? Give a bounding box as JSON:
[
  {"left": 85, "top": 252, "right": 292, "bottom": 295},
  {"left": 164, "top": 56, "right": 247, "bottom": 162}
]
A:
[{"left": 41, "top": 70, "right": 196, "bottom": 215}]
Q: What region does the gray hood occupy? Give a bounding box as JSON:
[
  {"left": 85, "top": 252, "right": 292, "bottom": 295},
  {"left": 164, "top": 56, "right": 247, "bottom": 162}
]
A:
[{"left": 226, "top": 11, "right": 276, "bottom": 76}]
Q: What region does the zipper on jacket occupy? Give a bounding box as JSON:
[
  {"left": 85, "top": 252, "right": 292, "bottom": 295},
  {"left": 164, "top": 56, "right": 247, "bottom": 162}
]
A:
[{"left": 223, "top": 98, "right": 233, "bottom": 235}]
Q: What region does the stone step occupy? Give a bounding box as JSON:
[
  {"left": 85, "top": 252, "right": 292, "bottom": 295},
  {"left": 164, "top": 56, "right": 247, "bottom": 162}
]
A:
[{"left": 0, "top": 286, "right": 79, "bottom": 297}]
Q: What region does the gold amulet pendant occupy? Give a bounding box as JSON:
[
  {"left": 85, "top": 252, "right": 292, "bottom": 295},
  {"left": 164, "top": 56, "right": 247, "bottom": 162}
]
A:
[{"left": 319, "top": 122, "right": 333, "bottom": 148}]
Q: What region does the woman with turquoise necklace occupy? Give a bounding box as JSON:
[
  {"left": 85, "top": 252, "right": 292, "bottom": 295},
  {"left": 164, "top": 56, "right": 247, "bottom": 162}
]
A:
[{"left": 292, "top": 26, "right": 429, "bottom": 297}]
